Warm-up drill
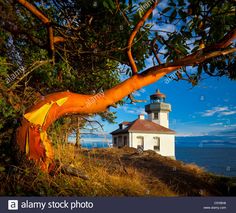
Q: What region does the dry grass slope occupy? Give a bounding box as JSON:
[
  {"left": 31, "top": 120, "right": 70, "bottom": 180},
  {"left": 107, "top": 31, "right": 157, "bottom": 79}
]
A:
[{"left": 1, "top": 145, "right": 236, "bottom": 196}]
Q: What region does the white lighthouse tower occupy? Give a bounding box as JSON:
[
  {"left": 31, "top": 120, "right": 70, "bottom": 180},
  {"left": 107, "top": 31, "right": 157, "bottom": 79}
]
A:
[
  {"left": 111, "top": 89, "right": 175, "bottom": 159},
  {"left": 145, "top": 89, "right": 171, "bottom": 128}
]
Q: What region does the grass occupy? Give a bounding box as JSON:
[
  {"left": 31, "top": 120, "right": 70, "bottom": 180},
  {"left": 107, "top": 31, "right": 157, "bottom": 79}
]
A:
[{"left": 0, "top": 145, "right": 236, "bottom": 196}]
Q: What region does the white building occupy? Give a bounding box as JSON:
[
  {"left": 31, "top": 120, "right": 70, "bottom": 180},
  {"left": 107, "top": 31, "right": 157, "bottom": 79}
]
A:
[{"left": 110, "top": 89, "right": 176, "bottom": 159}]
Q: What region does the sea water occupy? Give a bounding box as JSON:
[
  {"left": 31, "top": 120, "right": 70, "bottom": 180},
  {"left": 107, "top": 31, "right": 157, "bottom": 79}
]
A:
[
  {"left": 175, "top": 136, "right": 236, "bottom": 176},
  {"left": 176, "top": 147, "right": 236, "bottom": 177}
]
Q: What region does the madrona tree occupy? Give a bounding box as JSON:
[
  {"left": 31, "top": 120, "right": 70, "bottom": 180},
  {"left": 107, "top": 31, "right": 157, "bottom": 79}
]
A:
[
  {"left": 0, "top": 0, "right": 151, "bottom": 169},
  {"left": 1, "top": 0, "right": 235, "bottom": 171}
]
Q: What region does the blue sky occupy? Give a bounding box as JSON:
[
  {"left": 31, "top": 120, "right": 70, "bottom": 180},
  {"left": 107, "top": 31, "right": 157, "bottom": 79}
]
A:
[
  {"left": 84, "top": 0, "right": 236, "bottom": 138},
  {"left": 100, "top": 74, "right": 236, "bottom": 137}
]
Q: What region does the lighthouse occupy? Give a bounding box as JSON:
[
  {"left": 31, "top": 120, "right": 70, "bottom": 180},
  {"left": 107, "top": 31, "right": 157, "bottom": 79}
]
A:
[
  {"left": 111, "top": 89, "right": 176, "bottom": 159},
  {"left": 145, "top": 89, "right": 171, "bottom": 128}
]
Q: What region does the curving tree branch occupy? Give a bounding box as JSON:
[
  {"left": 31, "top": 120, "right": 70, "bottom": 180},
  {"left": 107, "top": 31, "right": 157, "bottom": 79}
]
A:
[
  {"left": 151, "top": 37, "right": 162, "bottom": 65},
  {"left": 16, "top": 0, "right": 65, "bottom": 62},
  {"left": 210, "top": 27, "right": 236, "bottom": 50},
  {"left": 127, "top": 94, "right": 147, "bottom": 103},
  {"left": 14, "top": 0, "right": 236, "bottom": 172},
  {"left": 17, "top": 0, "right": 50, "bottom": 24},
  {"left": 127, "top": 0, "right": 159, "bottom": 74}
]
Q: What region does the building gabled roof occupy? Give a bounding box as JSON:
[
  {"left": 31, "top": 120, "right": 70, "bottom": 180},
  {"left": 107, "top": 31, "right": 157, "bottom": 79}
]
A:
[{"left": 110, "top": 119, "right": 175, "bottom": 135}]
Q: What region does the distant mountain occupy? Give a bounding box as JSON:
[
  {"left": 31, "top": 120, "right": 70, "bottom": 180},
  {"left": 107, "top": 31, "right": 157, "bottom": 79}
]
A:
[
  {"left": 176, "top": 135, "right": 236, "bottom": 148},
  {"left": 208, "top": 127, "right": 236, "bottom": 137},
  {"left": 70, "top": 131, "right": 236, "bottom": 148}
]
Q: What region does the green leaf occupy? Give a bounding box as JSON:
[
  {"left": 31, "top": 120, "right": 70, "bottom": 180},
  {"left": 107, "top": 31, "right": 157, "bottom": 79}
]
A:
[
  {"left": 177, "top": 44, "right": 188, "bottom": 55},
  {"left": 0, "top": 167, "right": 5, "bottom": 172},
  {"left": 191, "top": 46, "right": 199, "bottom": 53},
  {"left": 166, "top": 55, "right": 172, "bottom": 63},
  {"left": 197, "top": 65, "right": 203, "bottom": 75},
  {"left": 138, "top": 9, "right": 144, "bottom": 18},
  {"left": 128, "top": 0, "right": 132, "bottom": 7},
  {"left": 169, "top": 1, "right": 176, "bottom": 7},
  {"left": 103, "top": 1, "right": 109, "bottom": 9},
  {"left": 182, "top": 31, "right": 192, "bottom": 39},
  {"left": 203, "top": 63, "right": 208, "bottom": 72},
  {"left": 210, "top": 64, "right": 215, "bottom": 73},
  {"left": 107, "top": 0, "right": 116, "bottom": 9},
  {"left": 169, "top": 10, "right": 177, "bottom": 22},
  {"left": 178, "top": 0, "right": 185, "bottom": 6},
  {"left": 126, "top": 68, "right": 130, "bottom": 75},
  {"left": 145, "top": 23, "right": 153, "bottom": 28},
  {"left": 162, "top": 7, "right": 171, "bottom": 14},
  {"left": 179, "top": 9, "right": 187, "bottom": 20},
  {"left": 148, "top": 11, "right": 153, "bottom": 20}
]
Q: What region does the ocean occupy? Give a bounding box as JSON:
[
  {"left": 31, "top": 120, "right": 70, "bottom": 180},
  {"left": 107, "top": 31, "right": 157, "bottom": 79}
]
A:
[
  {"left": 176, "top": 147, "right": 236, "bottom": 177},
  {"left": 77, "top": 135, "right": 236, "bottom": 177},
  {"left": 175, "top": 136, "right": 236, "bottom": 177}
]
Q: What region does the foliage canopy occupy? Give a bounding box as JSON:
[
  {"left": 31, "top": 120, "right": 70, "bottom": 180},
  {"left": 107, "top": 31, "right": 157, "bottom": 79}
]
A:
[{"left": 0, "top": 0, "right": 235, "bottom": 144}]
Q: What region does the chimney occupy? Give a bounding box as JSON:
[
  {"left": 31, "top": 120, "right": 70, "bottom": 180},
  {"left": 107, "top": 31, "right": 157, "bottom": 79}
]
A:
[
  {"left": 119, "top": 123, "right": 124, "bottom": 129},
  {"left": 138, "top": 114, "right": 145, "bottom": 120}
]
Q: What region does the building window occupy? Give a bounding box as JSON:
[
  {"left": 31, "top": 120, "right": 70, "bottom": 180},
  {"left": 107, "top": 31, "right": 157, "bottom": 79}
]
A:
[
  {"left": 136, "top": 136, "right": 144, "bottom": 149},
  {"left": 113, "top": 137, "right": 117, "bottom": 146},
  {"left": 154, "top": 112, "right": 159, "bottom": 119},
  {"left": 124, "top": 136, "right": 128, "bottom": 146},
  {"left": 153, "top": 136, "right": 160, "bottom": 151}
]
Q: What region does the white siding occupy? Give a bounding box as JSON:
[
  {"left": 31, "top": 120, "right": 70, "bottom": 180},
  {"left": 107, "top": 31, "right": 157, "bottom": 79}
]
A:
[
  {"left": 158, "top": 112, "right": 169, "bottom": 128},
  {"left": 130, "top": 132, "right": 175, "bottom": 157},
  {"left": 149, "top": 112, "right": 169, "bottom": 128}
]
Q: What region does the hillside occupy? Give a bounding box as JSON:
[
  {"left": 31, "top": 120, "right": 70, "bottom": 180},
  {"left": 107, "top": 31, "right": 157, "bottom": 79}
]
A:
[{"left": 0, "top": 145, "right": 236, "bottom": 196}]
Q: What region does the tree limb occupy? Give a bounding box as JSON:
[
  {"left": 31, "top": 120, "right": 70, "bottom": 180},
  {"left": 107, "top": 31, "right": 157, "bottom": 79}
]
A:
[
  {"left": 16, "top": 0, "right": 65, "bottom": 62},
  {"left": 17, "top": 0, "right": 50, "bottom": 24},
  {"left": 210, "top": 27, "right": 236, "bottom": 49},
  {"left": 157, "top": 35, "right": 183, "bottom": 55},
  {"left": 15, "top": 1, "right": 236, "bottom": 172},
  {"left": 0, "top": 19, "right": 46, "bottom": 48},
  {"left": 25, "top": 44, "right": 236, "bottom": 132},
  {"left": 17, "top": 23, "right": 236, "bottom": 129},
  {"left": 16, "top": 44, "right": 236, "bottom": 172},
  {"left": 164, "top": 47, "right": 236, "bottom": 68},
  {"left": 127, "top": 94, "right": 146, "bottom": 103},
  {"left": 80, "top": 116, "right": 104, "bottom": 131},
  {"left": 8, "top": 60, "right": 52, "bottom": 90},
  {"left": 151, "top": 38, "right": 162, "bottom": 65},
  {"left": 127, "top": 0, "right": 159, "bottom": 74}
]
